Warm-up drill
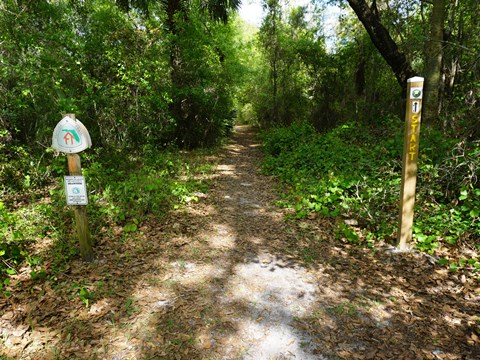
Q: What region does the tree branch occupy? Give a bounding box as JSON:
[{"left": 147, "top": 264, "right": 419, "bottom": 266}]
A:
[{"left": 347, "top": 0, "right": 416, "bottom": 91}]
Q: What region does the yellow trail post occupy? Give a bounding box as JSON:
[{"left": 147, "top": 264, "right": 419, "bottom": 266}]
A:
[{"left": 397, "top": 77, "right": 424, "bottom": 250}]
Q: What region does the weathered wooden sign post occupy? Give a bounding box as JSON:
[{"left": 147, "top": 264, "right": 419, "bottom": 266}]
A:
[
  {"left": 397, "top": 77, "right": 424, "bottom": 250},
  {"left": 52, "top": 114, "right": 94, "bottom": 261}
]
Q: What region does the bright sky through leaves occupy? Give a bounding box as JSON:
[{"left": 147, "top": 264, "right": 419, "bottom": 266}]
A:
[
  {"left": 238, "top": 0, "right": 341, "bottom": 51},
  {"left": 238, "top": 0, "right": 265, "bottom": 27}
]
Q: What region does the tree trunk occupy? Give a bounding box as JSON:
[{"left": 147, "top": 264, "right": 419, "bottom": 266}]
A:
[
  {"left": 166, "top": 0, "right": 189, "bottom": 147},
  {"left": 272, "top": 2, "right": 279, "bottom": 125},
  {"left": 443, "top": 0, "right": 460, "bottom": 99},
  {"left": 424, "top": 0, "right": 446, "bottom": 126},
  {"left": 347, "top": 0, "right": 416, "bottom": 92}
]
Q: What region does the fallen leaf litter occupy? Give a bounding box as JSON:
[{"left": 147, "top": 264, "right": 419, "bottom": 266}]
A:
[{"left": 1, "top": 126, "right": 479, "bottom": 359}]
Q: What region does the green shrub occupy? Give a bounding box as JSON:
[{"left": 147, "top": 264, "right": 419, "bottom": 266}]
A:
[
  {"left": 0, "top": 142, "right": 214, "bottom": 294},
  {"left": 262, "top": 122, "right": 316, "bottom": 157},
  {"left": 262, "top": 120, "right": 480, "bottom": 253}
]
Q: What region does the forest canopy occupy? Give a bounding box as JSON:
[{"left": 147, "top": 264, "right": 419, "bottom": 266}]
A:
[{"left": 1, "top": 0, "right": 479, "bottom": 147}]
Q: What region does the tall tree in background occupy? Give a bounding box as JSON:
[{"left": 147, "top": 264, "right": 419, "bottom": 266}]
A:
[
  {"left": 115, "top": 0, "right": 241, "bottom": 148},
  {"left": 260, "top": 0, "right": 282, "bottom": 126},
  {"left": 256, "top": 3, "right": 316, "bottom": 127},
  {"left": 441, "top": 0, "right": 479, "bottom": 135},
  {"left": 163, "top": 0, "right": 240, "bottom": 147},
  {"left": 423, "top": 0, "right": 446, "bottom": 126},
  {"left": 346, "top": 0, "right": 415, "bottom": 91}
]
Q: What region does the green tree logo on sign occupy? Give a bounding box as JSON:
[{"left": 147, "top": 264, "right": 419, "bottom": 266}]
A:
[{"left": 412, "top": 89, "right": 422, "bottom": 98}]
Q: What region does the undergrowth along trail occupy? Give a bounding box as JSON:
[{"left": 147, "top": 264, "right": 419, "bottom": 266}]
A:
[{"left": 1, "top": 126, "right": 479, "bottom": 359}]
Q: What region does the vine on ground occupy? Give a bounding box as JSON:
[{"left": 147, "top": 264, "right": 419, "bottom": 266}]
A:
[{"left": 262, "top": 120, "right": 480, "bottom": 272}]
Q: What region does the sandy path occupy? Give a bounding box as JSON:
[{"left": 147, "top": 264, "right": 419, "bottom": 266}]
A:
[
  {"left": 179, "top": 125, "right": 322, "bottom": 359},
  {"left": 164, "top": 125, "right": 479, "bottom": 360}
]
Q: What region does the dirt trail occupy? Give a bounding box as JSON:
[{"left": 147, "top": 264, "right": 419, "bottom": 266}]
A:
[
  {"left": 2, "top": 126, "right": 479, "bottom": 359},
  {"left": 187, "top": 125, "right": 322, "bottom": 359},
  {"left": 145, "top": 126, "right": 479, "bottom": 359}
]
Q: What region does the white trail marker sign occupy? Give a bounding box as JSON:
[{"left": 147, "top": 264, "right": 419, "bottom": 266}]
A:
[{"left": 52, "top": 114, "right": 94, "bottom": 261}]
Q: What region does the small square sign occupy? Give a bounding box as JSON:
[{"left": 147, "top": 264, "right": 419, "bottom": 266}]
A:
[
  {"left": 64, "top": 176, "right": 88, "bottom": 205},
  {"left": 410, "top": 87, "right": 423, "bottom": 100}
]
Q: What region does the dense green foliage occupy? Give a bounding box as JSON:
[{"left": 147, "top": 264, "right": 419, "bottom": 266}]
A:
[
  {"left": 0, "top": 0, "right": 242, "bottom": 149},
  {"left": 262, "top": 120, "right": 480, "bottom": 257},
  {"left": 240, "top": 0, "right": 479, "bottom": 133},
  {"left": 0, "top": 147, "right": 213, "bottom": 294}
]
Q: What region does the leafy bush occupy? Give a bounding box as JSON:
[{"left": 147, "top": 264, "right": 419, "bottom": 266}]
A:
[
  {"left": 262, "top": 120, "right": 480, "bottom": 253},
  {"left": 0, "top": 142, "right": 214, "bottom": 295},
  {"left": 75, "top": 148, "right": 213, "bottom": 232},
  {"left": 0, "top": 201, "right": 25, "bottom": 295},
  {"left": 262, "top": 122, "right": 316, "bottom": 157}
]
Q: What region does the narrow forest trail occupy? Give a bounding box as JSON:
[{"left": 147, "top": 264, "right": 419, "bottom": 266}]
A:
[
  {"left": 170, "top": 125, "right": 322, "bottom": 359},
  {"left": 2, "top": 126, "right": 479, "bottom": 360}
]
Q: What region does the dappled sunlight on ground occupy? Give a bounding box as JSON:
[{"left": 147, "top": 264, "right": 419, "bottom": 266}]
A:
[
  {"left": 219, "top": 258, "right": 320, "bottom": 359},
  {"left": 1, "top": 126, "right": 479, "bottom": 359},
  {"left": 205, "top": 223, "right": 237, "bottom": 249}
]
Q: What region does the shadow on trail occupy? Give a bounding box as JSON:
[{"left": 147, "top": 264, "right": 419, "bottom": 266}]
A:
[
  {"left": 2, "top": 126, "right": 478, "bottom": 359},
  {"left": 131, "top": 126, "right": 322, "bottom": 359},
  {"left": 132, "top": 126, "right": 478, "bottom": 359}
]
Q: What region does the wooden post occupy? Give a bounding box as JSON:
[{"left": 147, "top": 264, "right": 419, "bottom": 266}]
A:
[
  {"left": 64, "top": 114, "right": 94, "bottom": 261},
  {"left": 397, "top": 77, "right": 424, "bottom": 250}
]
